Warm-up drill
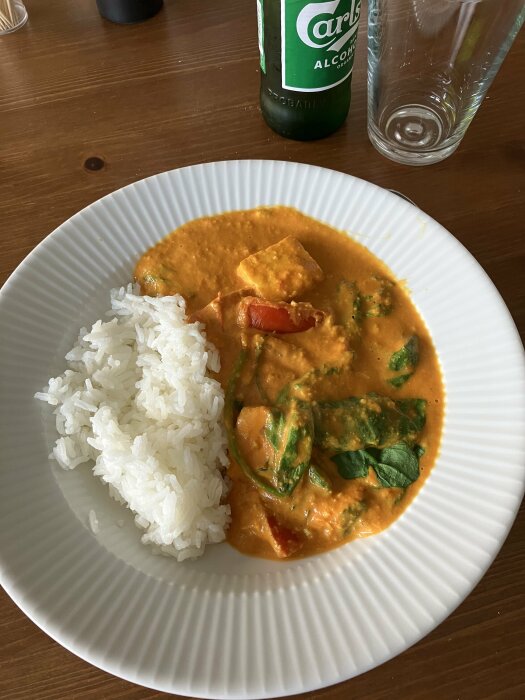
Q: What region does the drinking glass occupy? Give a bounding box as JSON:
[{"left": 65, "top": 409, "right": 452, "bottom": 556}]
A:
[
  {"left": 0, "top": 0, "right": 27, "bottom": 35},
  {"left": 368, "top": 0, "right": 525, "bottom": 165}
]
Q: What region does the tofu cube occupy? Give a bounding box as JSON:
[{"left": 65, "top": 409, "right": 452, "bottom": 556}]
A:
[{"left": 236, "top": 236, "right": 323, "bottom": 301}]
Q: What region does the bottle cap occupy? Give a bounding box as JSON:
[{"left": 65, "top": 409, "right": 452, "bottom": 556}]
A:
[{"left": 96, "top": 0, "right": 163, "bottom": 25}]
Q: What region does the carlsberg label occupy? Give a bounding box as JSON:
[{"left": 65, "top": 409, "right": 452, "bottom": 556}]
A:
[{"left": 282, "top": 0, "right": 361, "bottom": 92}]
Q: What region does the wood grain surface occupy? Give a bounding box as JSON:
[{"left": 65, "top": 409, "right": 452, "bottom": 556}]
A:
[{"left": 1, "top": 1, "right": 524, "bottom": 698}]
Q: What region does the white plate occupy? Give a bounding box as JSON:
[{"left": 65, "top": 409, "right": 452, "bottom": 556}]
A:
[{"left": 1, "top": 160, "right": 524, "bottom": 699}]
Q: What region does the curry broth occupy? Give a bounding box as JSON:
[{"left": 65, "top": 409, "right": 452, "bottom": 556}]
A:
[{"left": 135, "top": 207, "right": 444, "bottom": 560}]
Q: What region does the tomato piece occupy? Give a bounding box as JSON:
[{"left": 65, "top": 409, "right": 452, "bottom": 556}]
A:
[
  {"left": 243, "top": 299, "right": 323, "bottom": 334},
  {"left": 250, "top": 304, "right": 314, "bottom": 333},
  {"left": 266, "top": 514, "right": 302, "bottom": 558}
]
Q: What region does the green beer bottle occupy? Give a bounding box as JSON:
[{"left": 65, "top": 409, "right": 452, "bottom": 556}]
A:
[{"left": 257, "top": 0, "right": 362, "bottom": 140}]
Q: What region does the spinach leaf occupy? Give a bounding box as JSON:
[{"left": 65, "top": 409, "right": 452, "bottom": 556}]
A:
[
  {"left": 308, "top": 463, "right": 332, "bottom": 491},
  {"left": 397, "top": 397, "right": 426, "bottom": 436},
  {"left": 253, "top": 335, "right": 269, "bottom": 402},
  {"left": 362, "top": 277, "right": 394, "bottom": 317},
  {"left": 341, "top": 501, "right": 367, "bottom": 536},
  {"left": 414, "top": 444, "right": 426, "bottom": 459},
  {"left": 333, "top": 280, "right": 363, "bottom": 335},
  {"left": 389, "top": 335, "right": 419, "bottom": 372},
  {"left": 332, "top": 442, "right": 421, "bottom": 488},
  {"left": 224, "top": 349, "right": 282, "bottom": 497},
  {"left": 332, "top": 449, "right": 375, "bottom": 479},
  {"left": 373, "top": 443, "right": 420, "bottom": 488},
  {"left": 388, "top": 372, "right": 413, "bottom": 388},
  {"left": 281, "top": 364, "right": 342, "bottom": 404},
  {"left": 273, "top": 401, "right": 314, "bottom": 496},
  {"left": 314, "top": 394, "right": 426, "bottom": 452},
  {"left": 265, "top": 409, "right": 285, "bottom": 449}
]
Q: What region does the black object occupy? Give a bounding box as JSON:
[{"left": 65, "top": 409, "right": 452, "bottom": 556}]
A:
[{"left": 96, "top": 0, "right": 163, "bottom": 24}]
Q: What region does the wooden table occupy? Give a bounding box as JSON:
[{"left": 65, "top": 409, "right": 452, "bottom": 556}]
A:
[{"left": 1, "top": 1, "right": 524, "bottom": 698}]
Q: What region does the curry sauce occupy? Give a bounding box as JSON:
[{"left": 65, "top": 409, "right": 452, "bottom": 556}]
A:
[{"left": 136, "top": 206, "right": 444, "bottom": 560}]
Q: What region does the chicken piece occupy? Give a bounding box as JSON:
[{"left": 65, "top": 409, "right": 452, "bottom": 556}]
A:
[
  {"left": 189, "top": 289, "right": 251, "bottom": 381},
  {"left": 190, "top": 289, "right": 251, "bottom": 331},
  {"left": 235, "top": 406, "right": 274, "bottom": 473},
  {"left": 249, "top": 317, "right": 354, "bottom": 404},
  {"left": 236, "top": 236, "right": 324, "bottom": 302},
  {"left": 253, "top": 336, "right": 312, "bottom": 404}
]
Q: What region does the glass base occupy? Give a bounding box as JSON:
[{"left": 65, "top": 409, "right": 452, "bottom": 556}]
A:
[
  {"left": 368, "top": 104, "right": 462, "bottom": 166},
  {"left": 0, "top": 1, "right": 28, "bottom": 35}
]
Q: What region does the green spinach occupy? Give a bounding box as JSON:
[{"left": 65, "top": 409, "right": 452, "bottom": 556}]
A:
[
  {"left": 341, "top": 501, "right": 368, "bottom": 536},
  {"left": 224, "top": 349, "right": 282, "bottom": 497},
  {"left": 388, "top": 372, "right": 413, "bottom": 388},
  {"left": 389, "top": 335, "right": 419, "bottom": 372},
  {"left": 334, "top": 280, "right": 363, "bottom": 335},
  {"left": 308, "top": 463, "right": 332, "bottom": 491},
  {"left": 372, "top": 443, "right": 420, "bottom": 487},
  {"left": 332, "top": 450, "right": 372, "bottom": 479},
  {"left": 271, "top": 401, "right": 314, "bottom": 496},
  {"left": 313, "top": 394, "right": 426, "bottom": 452},
  {"left": 362, "top": 277, "right": 394, "bottom": 317},
  {"left": 332, "top": 442, "right": 421, "bottom": 488}
]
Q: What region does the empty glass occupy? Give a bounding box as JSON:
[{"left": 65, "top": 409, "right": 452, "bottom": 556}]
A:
[
  {"left": 0, "top": 0, "right": 27, "bottom": 35},
  {"left": 368, "top": 0, "right": 525, "bottom": 165}
]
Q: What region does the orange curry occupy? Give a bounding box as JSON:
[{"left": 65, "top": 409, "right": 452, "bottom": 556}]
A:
[{"left": 135, "top": 207, "right": 444, "bottom": 560}]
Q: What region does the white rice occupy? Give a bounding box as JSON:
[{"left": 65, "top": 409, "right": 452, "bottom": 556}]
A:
[{"left": 35, "top": 284, "right": 230, "bottom": 561}]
